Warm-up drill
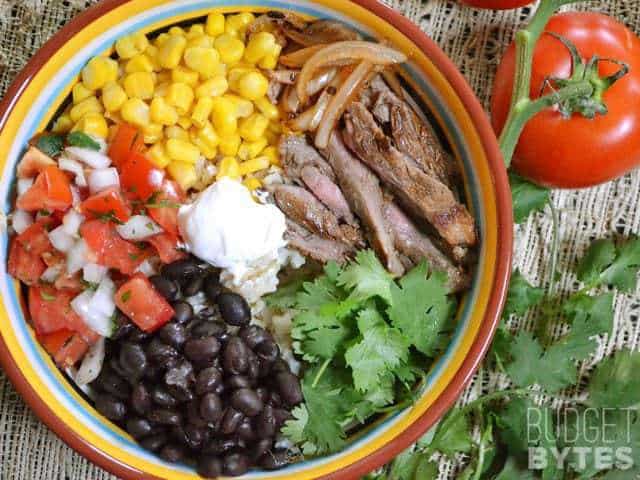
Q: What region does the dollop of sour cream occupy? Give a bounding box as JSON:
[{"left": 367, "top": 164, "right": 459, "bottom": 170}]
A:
[{"left": 178, "top": 178, "right": 286, "bottom": 272}]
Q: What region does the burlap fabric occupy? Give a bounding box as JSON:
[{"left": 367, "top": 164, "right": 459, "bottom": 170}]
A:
[{"left": 0, "top": 1, "right": 638, "bottom": 478}]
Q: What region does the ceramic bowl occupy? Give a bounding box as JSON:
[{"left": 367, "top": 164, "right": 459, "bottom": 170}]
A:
[{"left": 0, "top": 1, "right": 512, "bottom": 478}]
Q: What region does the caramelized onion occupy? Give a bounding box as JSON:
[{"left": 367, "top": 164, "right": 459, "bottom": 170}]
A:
[
  {"left": 306, "top": 68, "right": 337, "bottom": 97},
  {"left": 296, "top": 41, "right": 407, "bottom": 104},
  {"left": 282, "top": 85, "right": 301, "bottom": 113},
  {"left": 283, "top": 20, "right": 360, "bottom": 47},
  {"left": 381, "top": 68, "right": 405, "bottom": 98},
  {"left": 288, "top": 89, "right": 332, "bottom": 131},
  {"left": 267, "top": 69, "right": 300, "bottom": 85},
  {"left": 279, "top": 45, "right": 326, "bottom": 68}
]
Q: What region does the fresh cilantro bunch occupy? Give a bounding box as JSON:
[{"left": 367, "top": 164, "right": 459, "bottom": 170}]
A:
[{"left": 268, "top": 250, "right": 457, "bottom": 455}]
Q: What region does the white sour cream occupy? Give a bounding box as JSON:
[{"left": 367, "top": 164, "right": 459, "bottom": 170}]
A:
[{"left": 178, "top": 178, "right": 287, "bottom": 273}]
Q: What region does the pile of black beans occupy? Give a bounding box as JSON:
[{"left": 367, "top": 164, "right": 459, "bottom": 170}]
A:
[{"left": 90, "top": 256, "right": 303, "bottom": 478}]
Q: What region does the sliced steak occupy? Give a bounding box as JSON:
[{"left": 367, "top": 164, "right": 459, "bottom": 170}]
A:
[
  {"left": 343, "top": 102, "right": 476, "bottom": 249},
  {"left": 273, "top": 184, "right": 363, "bottom": 247},
  {"left": 383, "top": 201, "right": 470, "bottom": 292},
  {"left": 300, "top": 165, "right": 356, "bottom": 225},
  {"left": 324, "top": 132, "right": 405, "bottom": 276},
  {"left": 279, "top": 134, "right": 336, "bottom": 181},
  {"left": 285, "top": 220, "right": 352, "bottom": 264}
]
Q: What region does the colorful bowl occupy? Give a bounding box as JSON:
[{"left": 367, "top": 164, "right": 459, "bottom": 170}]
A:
[{"left": 0, "top": 1, "right": 512, "bottom": 478}]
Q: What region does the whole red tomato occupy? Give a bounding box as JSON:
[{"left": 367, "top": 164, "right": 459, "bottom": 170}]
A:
[
  {"left": 492, "top": 12, "right": 640, "bottom": 188},
  {"left": 460, "top": 0, "right": 532, "bottom": 9}
]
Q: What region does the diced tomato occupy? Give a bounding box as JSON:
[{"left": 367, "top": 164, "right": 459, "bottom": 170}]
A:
[
  {"left": 120, "top": 152, "right": 165, "bottom": 200},
  {"left": 16, "top": 222, "right": 53, "bottom": 256},
  {"left": 28, "top": 286, "right": 79, "bottom": 334},
  {"left": 115, "top": 274, "right": 174, "bottom": 332},
  {"left": 8, "top": 240, "right": 46, "bottom": 285},
  {"left": 80, "top": 219, "right": 145, "bottom": 275},
  {"left": 147, "top": 233, "right": 187, "bottom": 264},
  {"left": 53, "top": 334, "right": 90, "bottom": 368},
  {"left": 16, "top": 146, "right": 56, "bottom": 178},
  {"left": 16, "top": 165, "right": 72, "bottom": 212},
  {"left": 54, "top": 273, "right": 83, "bottom": 293},
  {"left": 147, "top": 180, "right": 184, "bottom": 236},
  {"left": 39, "top": 329, "right": 75, "bottom": 356},
  {"left": 80, "top": 187, "right": 132, "bottom": 223},
  {"left": 108, "top": 124, "right": 144, "bottom": 167},
  {"left": 42, "top": 251, "right": 65, "bottom": 268}
]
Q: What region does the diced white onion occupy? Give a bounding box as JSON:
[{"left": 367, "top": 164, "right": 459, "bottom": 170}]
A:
[
  {"left": 75, "top": 337, "right": 105, "bottom": 386},
  {"left": 48, "top": 225, "right": 75, "bottom": 253},
  {"left": 83, "top": 263, "right": 108, "bottom": 284},
  {"left": 71, "top": 289, "right": 113, "bottom": 337},
  {"left": 135, "top": 257, "right": 160, "bottom": 277},
  {"left": 65, "top": 147, "right": 111, "bottom": 169},
  {"left": 88, "top": 168, "right": 119, "bottom": 194},
  {"left": 17, "top": 178, "right": 34, "bottom": 196},
  {"left": 62, "top": 210, "right": 84, "bottom": 237},
  {"left": 89, "top": 277, "right": 116, "bottom": 319},
  {"left": 70, "top": 186, "right": 82, "bottom": 206},
  {"left": 67, "top": 239, "right": 89, "bottom": 274},
  {"left": 116, "top": 215, "right": 163, "bottom": 240},
  {"left": 59, "top": 156, "right": 87, "bottom": 187},
  {"left": 40, "top": 265, "right": 62, "bottom": 283},
  {"left": 12, "top": 210, "right": 33, "bottom": 234},
  {"left": 92, "top": 136, "right": 108, "bottom": 154}
]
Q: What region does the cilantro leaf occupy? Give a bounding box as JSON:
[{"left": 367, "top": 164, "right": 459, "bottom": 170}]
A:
[
  {"left": 387, "top": 447, "right": 438, "bottom": 480},
  {"left": 291, "top": 310, "right": 353, "bottom": 362},
  {"left": 588, "top": 349, "right": 640, "bottom": 408},
  {"left": 503, "top": 270, "right": 545, "bottom": 317},
  {"left": 577, "top": 239, "right": 617, "bottom": 287},
  {"left": 495, "top": 457, "right": 536, "bottom": 480},
  {"left": 510, "top": 173, "right": 550, "bottom": 224},
  {"left": 430, "top": 409, "right": 473, "bottom": 458},
  {"left": 35, "top": 134, "right": 64, "bottom": 157},
  {"left": 600, "top": 237, "right": 640, "bottom": 292},
  {"left": 296, "top": 275, "right": 344, "bottom": 311},
  {"left": 506, "top": 331, "right": 545, "bottom": 387},
  {"left": 66, "top": 131, "right": 101, "bottom": 151},
  {"left": 265, "top": 278, "right": 306, "bottom": 309},
  {"left": 337, "top": 250, "right": 394, "bottom": 303}
]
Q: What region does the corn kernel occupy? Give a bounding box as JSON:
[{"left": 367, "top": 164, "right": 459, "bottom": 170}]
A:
[
  {"left": 123, "top": 71, "right": 155, "bottom": 99},
  {"left": 165, "top": 125, "right": 190, "bottom": 141},
  {"left": 145, "top": 45, "right": 161, "bottom": 70},
  {"left": 217, "top": 156, "right": 241, "bottom": 180},
  {"left": 191, "top": 136, "right": 218, "bottom": 160},
  {"left": 258, "top": 52, "right": 280, "bottom": 70},
  {"left": 238, "top": 138, "right": 268, "bottom": 161},
  {"left": 178, "top": 116, "right": 193, "bottom": 130},
  {"left": 268, "top": 120, "right": 283, "bottom": 134},
  {"left": 158, "top": 35, "right": 187, "bottom": 69},
  {"left": 150, "top": 97, "right": 179, "bottom": 126},
  {"left": 70, "top": 96, "right": 103, "bottom": 122},
  {"left": 121, "top": 98, "right": 150, "bottom": 127},
  {"left": 211, "top": 96, "right": 238, "bottom": 136},
  {"left": 125, "top": 53, "right": 155, "bottom": 73},
  {"left": 224, "top": 94, "right": 254, "bottom": 118},
  {"left": 165, "top": 82, "right": 194, "bottom": 115},
  {"left": 52, "top": 114, "right": 74, "bottom": 134},
  {"left": 228, "top": 65, "right": 255, "bottom": 88},
  {"left": 195, "top": 76, "right": 229, "bottom": 98},
  {"left": 169, "top": 26, "right": 186, "bottom": 37},
  {"left": 116, "top": 34, "right": 145, "bottom": 59},
  {"left": 155, "top": 33, "right": 171, "bottom": 47},
  {"left": 132, "top": 31, "right": 150, "bottom": 52},
  {"left": 187, "top": 35, "right": 215, "bottom": 49},
  {"left": 184, "top": 47, "right": 221, "bottom": 79},
  {"left": 262, "top": 145, "right": 280, "bottom": 166},
  {"left": 244, "top": 32, "right": 277, "bottom": 64},
  {"left": 168, "top": 161, "right": 197, "bottom": 190},
  {"left": 105, "top": 110, "right": 124, "bottom": 124},
  {"left": 148, "top": 142, "right": 171, "bottom": 168},
  {"left": 243, "top": 176, "right": 262, "bottom": 191},
  {"left": 214, "top": 34, "right": 245, "bottom": 65},
  {"left": 206, "top": 13, "right": 225, "bottom": 37},
  {"left": 101, "top": 82, "right": 127, "bottom": 112},
  {"left": 218, "top": 133, "right": 241, "bottom": 156},
  {"left": 171, "top": 66, "right": 199, "bottom": 87},
  {"left": 142, "top": 123, "right": 164, "bottom": 144},
  {"left": 166, "top": 138, "right": 200, "bottom": 164},
  {"left": 235, "top": 71, "right": 269, "bottom": 101},
  {"left": 72, "top": 83, "right": 93, "bottom": 104},
  {"left": 191, "top": 97, "right": 214, "bottom": 128},
  {"left": 72, "top": 113, "right": 109, "bottom": 139},
  {"left": 254, "top": 96, "right": 279, "bottom": 120},
  {"left": 155, "top": 82, "right": 170, "bottom": 97},
  {"left": 81, "top": 57, "right": 118, "bottom": 90},
  {"left": 239, "top": 113, "right": 268, "bottom": 142},
  {"left": 239, "top": 155, "right": 270, "bottom": 175},
  {"left": 187, "top": 24, "right": 205, "bottom": 39},
  {"left": 225, "top": 13, "right": 254, "bottom": 37},
  {"left": 197, "top": 122, "right": 220, "bottom": 149}
]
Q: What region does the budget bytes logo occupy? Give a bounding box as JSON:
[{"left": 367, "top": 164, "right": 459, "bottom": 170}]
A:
[{"left": 527, "top": 408, "right": 635, "bottom": 471}]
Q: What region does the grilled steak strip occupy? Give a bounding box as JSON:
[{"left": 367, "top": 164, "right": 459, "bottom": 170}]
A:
[
  {"left": 300, "top": 165, "right": 357, "bottom": 225},
  {"left": 285, "top": 220, "right": 352, "bottom": 264},
  {"left": 274, "top": 184, "right": 363, "bottom": 247},
  {"left": 343, "top": 102, "right": 476, "bottom": 248},
  {"left": 383, "top": 201, "right": 470, "bottom": 292},
  {"left": 324, "top": 132, "right": 405, "bottom": 276},
  {"left": 279, "top": 134, "right": 335, "bottom": 181}
]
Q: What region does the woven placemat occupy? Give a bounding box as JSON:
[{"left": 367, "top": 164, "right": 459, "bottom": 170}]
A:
[{"left": 1, "top": 1, "right": 638, "bottom": 478}]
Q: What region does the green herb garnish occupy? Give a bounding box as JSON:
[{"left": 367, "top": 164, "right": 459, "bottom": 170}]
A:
[
  {"left": 66, "top": 131, "right": 101, "bottom": 151},
  {"left": 121, "top": 290, "right": 131, "bottom": 303},
  {"left": 36, "top": 134, "right": 64, "bottom": 157}
]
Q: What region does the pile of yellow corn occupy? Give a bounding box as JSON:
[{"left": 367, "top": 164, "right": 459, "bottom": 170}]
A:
[{"left": 53, "top": 12, "right": 283, "bottom": 192}]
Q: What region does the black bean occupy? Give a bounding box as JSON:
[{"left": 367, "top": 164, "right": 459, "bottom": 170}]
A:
[
  {"left": 246, "top": 350, "right": 260, "bottom": 381},
  {"left": 255, "top": 339, "right": 280, "bottom": 363},
  {"left": 236, "top": 417, "right": 256, "bottom": 442},
  {"left": 108, "top": 356, "right": 129, "bottom": 380},
  {"left": 273, "top": 408, "right": 294, "bottom": 427},
  {"left": 172, "top": 301, "right": 194, "bottom": 324},
  {"left": 95, "top": 394, "right": 127, "bottom": 421},
  {"left": 255, "top": 387, "right": 269, "bottom": 405},
  {"left": 131, "top": 383, "right": 152, "bottom": 415},
  {"left": 148, "top": 409, "right": 182, "bottom": 426},
  {"left": 218, "top": 332, "right": 231, "bottom": 344},
  {"left": 162, "top": 258, "right": 201, "bottom": 280},
  {"left": 146, "top": 339, "right": 178, "bottom": 364},
  {"left": 150, "top": 275, "right": 180, "bottom": 302},
  {"left": 198, "top": 456, "right": 223, "bottom": 478},
  {"left": 203, "top": 437, "right": 239, "bottom": 456},
  {"left": 165, "top": 361, "right": 194, "bottom": 396},
  {"left": 213, "top": 382, "right": 226, "bottom": 396},
  {"left": 143, "top": 363, "right": 165, "bottom": 383},
  {"left": 190, "top": 320, "right": 225, "bottom": 339},
  {"left": 184, "top": 337, "right": 221, "bottom": 363},
  {"left": 183, "top": 423, "right": 208, "bottom": 450},
  {"left": 127, "top": 326, "right": 150, "bottom": 343},
  {"left": 221, "top": 407, "right": 244, "bottom": 435},
  {"left": 258, "top": 358, "right": 273, "bottom": 378},
  {"left": 223, "top": 337, "right": 249, "bottom": 375},
  {"left": 227, "top": 375, "right": 251, "bottom": 390},
  {"left": 268, "top": 391, "right": 282, "bottom": 408},
  {"left": 260, "top": 450, "right": 290, "bottom": 470},
  {"left": 195, "top": 367, "right": 223, "bottom": 395},
  {"left": 187, "top": 400, "right": 207, "bottom": 428},
  {"left": 94, "top": 368, "right": 130, "bottom": 400},
  {"left": 231, "top": 388, "right": 263, "bottom": 417},
  {"left": 271, "top": 358, "right": 290, "bottom": 374},
  {"left": 251, "top": 438, "right": 273, "bottom": 461},
  {"left": 182, "top": 275, "right": 204, "bottom": 297},
  {"left": 239, "top": 325, "right": 271, "bottom": 349},
  {"left": 199, "top": 393, "right": 223, "bottom": 423},
  {"left": 197, "top": 305, "right": 218, "bottom": 320},
  {"left": 255, "top": 405, "right": 277, "bottom": 438},
  {"left": 160, "top": 443, "right": 185, "bottom": 463},
  {"left": 204, "top": 273, "right": 222, "bottom": 302},
  {"left": 275, "top": 372, "right": 303, "bottom": 406},
  {"left": 111, "top": 316, "right": 136, "bottom": 341},
  {"left": 125, "top": 417, "right": 154, "bottom": 439},
  {"left": 119, "top": 343, "right": 147, "bottom": 379},
  {"left": 223, "top": 451, "right": 250, "bottom": 476},
  {"left": 217, "top": 292, "right": 251, "bottom": 326},
  {"left": 158, "top": 323, "right": 187, "bottom": 349},
  {"left": 140, "top": 433, "right": 167, "bottom": 453},
  {"left": 150, "top": 385, "right": 178, "bottom": 408}
]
